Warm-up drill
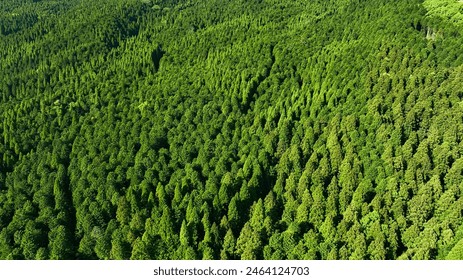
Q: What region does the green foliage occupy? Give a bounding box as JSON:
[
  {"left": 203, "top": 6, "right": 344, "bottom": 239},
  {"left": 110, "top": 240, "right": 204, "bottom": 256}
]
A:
[{"left": 2, "top": 0, "right": 463, "bottom": 260}]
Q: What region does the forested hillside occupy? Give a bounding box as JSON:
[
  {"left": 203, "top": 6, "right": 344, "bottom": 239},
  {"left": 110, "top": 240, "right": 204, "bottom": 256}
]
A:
[{"left": 2, "top": 0, "right": 463, "bottom": 260}]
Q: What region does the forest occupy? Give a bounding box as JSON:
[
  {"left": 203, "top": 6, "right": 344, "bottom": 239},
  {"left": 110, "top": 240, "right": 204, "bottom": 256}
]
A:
[{"left": 1, "top": 0, "right": 463, "bottom": 260}]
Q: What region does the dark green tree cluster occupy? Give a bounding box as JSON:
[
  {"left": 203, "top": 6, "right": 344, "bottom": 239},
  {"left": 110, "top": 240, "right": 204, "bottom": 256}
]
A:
[{"left": 2, "top": 0, "right": 463, "bottom": 260}]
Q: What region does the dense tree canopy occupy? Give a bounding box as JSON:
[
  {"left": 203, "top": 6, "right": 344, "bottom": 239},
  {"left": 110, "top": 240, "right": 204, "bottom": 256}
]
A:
[{"left": 2, "top": 0, "right": 463, "bottom": 260}]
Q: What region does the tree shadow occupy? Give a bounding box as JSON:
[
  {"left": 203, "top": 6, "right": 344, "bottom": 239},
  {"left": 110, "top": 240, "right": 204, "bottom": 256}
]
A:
[{"left": 151, "top": 45, "right": 165, "bottom": 72}]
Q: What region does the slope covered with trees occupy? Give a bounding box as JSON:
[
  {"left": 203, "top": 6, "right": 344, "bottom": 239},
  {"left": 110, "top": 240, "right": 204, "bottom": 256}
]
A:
[{"left": 1, "top": 0, "right": 463, "bottom": 260}]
